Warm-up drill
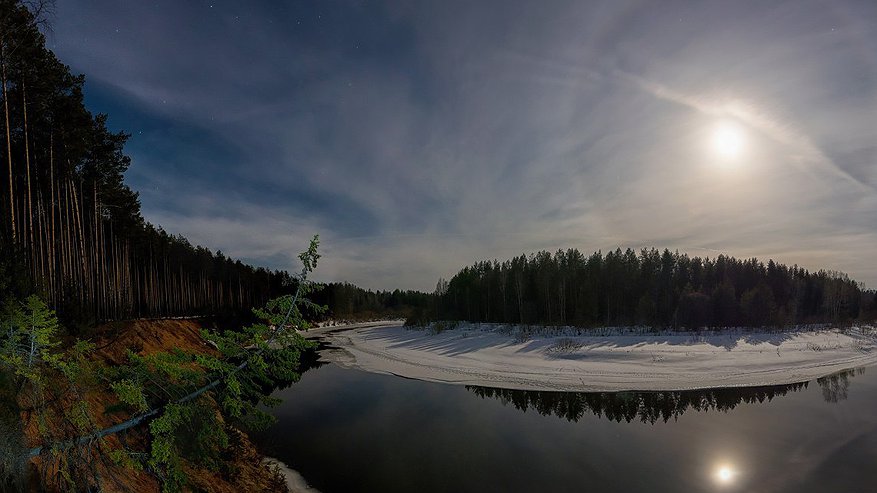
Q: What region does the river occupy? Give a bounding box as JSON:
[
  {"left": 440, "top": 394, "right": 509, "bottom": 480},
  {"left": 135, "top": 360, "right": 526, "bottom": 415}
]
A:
[{"left": 253, "top": 351, "right": 876, "bottom": 492}]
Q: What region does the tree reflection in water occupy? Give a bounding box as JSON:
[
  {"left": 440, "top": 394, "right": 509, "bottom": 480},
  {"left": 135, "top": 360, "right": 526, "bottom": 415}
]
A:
[
  {"left": 467, "top": 368, "right": 864, "bottom": 424},
  {"left": 817, "top": 367, "right": 865, "bottom": 403}
]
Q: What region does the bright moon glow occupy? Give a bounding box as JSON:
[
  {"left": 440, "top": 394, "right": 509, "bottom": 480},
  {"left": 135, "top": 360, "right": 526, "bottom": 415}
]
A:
[
  {"left": 715, "top": 465, "right": 735, "bottom": 484},
  {"left": 710, "top": 121, "right": 746, "bottom": 159}
]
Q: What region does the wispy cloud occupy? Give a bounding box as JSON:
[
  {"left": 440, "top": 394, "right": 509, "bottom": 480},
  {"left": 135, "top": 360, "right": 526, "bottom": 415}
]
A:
[{"left": 622, "top": 71, "right": 875, "bottom": 192}]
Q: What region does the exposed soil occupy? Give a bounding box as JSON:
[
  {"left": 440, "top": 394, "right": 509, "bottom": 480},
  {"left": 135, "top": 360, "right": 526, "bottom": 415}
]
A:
[{"left": 19, "top": 318, "right": 288, "bottom": 492}]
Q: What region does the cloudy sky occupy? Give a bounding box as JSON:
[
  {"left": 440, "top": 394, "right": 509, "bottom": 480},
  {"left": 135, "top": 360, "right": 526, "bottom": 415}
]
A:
[{"left": 48, "top": 0, "right": 877, "bottom": 291}]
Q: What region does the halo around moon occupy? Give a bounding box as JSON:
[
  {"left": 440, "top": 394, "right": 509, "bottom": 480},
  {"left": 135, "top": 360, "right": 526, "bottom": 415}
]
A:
[{"left": 710, "top": 120, "right": 746, "bottom": 160}]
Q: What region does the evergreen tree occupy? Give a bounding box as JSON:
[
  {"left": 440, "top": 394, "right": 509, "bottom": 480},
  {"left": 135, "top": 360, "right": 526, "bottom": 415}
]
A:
[{"left": 435, "top": 248, "right": 866, "bottom": 329}]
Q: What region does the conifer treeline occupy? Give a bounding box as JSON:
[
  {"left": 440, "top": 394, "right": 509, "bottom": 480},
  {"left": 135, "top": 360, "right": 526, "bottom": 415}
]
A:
[
  {"left": 311, "top": 282, "right": 432, "bottom": 320},
  {"left": 436, "top": 248, "right": 872, "bottom": 328},
  {"left": 0, "top": 2, "right": 288, "bottom": 321}
]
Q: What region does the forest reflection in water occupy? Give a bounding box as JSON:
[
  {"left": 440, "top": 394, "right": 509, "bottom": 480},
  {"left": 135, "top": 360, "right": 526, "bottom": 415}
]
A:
[{"left": 466, "top": 367, "right": 864, "bottom": 424}]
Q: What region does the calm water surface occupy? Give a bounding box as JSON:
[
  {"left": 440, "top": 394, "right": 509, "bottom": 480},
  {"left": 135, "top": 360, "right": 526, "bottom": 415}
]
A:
[{"left": 253, "top": 356, "right": 877, "bottom": 493}]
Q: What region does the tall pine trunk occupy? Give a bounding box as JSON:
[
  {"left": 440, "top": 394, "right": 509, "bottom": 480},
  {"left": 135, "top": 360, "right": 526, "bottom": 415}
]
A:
[
  {"left": 23, "top": 80, "right": 34, "bottom": 258},
  {"left": 2, "top": 42, "right": 15, "bottom": 242}
]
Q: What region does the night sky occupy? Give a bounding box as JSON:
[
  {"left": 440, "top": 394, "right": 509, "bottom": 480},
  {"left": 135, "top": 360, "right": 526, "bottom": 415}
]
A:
[{"left": 48, "top": 0, "right": 877, "bottom": 291}]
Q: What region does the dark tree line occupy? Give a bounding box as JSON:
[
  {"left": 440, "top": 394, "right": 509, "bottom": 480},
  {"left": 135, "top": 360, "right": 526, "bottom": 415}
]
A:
[
  {"left": 434, "top": 248, "right": 872, "bottom": 329},
  {"left": 310, "top": 282, "right": 432, "bottom": 321},
  {"left": 0, "top": 1, "right": 307, "bottom": 323}
]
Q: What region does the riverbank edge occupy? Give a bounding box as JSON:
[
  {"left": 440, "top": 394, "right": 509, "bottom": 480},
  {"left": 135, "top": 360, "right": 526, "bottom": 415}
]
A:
[
  {"left": 263, "top": 457, "right": 321, "bottom": 493},
  {"left": 319, "top": 322, "right": 877, "bottom": 392}
]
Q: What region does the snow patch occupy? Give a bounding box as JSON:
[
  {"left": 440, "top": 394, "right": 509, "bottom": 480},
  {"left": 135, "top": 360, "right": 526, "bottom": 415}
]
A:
[
  {"left": 263, "top": 457, "right": 320, "bottom": 493},
  {"left": 321, "top": 322, "right": 877, "bottom": 392}
]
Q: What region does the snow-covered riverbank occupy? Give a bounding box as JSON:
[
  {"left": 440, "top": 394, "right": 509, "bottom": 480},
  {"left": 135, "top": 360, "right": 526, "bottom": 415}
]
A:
[
  {"left": 301, "top": 319, "right": 406, "bottom": 338},
  {"left": 263, "top": 457, "right": 321, "bottom": 493},
  {"left": 320, "top": 322, "right": 877, "bottom": 391}
]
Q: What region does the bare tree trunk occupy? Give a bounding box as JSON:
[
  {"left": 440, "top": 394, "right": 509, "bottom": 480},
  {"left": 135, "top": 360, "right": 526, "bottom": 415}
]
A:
[
  {"left": 515, "top": 272, "right": 524, "bottom": 324},
  {"left": 70, "top": 178, "right": 86, "bottom": 309},
  {"left": 92, "top": 182, "right": 99, "bottom": 317},
  {"left": 545, "top": 277, "right": 551, "bottom": 324},
  {"left": 499, "top": 273, "right": 508, "bottom": 323},
  {"left": 37, "top": 193, "right": 47, "bottom": 290},
  {"left": 557, "top": 280, "right": 563, "bottom": 325},
  {"left": 64, "top": 182, "right": 74, "bottom": 294},
  {"left": 2, "top": 43, "right": 15, "bottom": 242},
  {"left": 23, "top": 80, "right": 33, "bottom": 257},
  {"left": 47, "top": 131, "right": 56, "bottom": 303}
]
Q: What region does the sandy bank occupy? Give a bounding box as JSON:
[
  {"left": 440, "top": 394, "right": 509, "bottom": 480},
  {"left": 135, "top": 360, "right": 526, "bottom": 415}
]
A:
[{"left": 320, "top": 323, "right": 877, "bottom": 392}]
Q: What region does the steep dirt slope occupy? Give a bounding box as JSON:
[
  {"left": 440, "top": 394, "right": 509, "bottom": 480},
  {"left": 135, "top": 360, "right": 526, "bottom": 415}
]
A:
[{"left": 22, "top": 318, "right": 287, "bottom": 492}]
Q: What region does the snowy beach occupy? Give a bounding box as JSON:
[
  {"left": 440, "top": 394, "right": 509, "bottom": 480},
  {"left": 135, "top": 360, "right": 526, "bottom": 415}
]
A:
[{"left": 321, "top": 323, "right": 877, "bottom": 392}]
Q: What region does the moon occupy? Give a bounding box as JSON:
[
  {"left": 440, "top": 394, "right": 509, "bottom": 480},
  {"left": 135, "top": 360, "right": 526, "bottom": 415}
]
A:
[
  {"left": 710, "top": 121, "right": 746, "bottom": 160},
  {"left": 714, "top": 465, "right": 735, "bottom": 484}
]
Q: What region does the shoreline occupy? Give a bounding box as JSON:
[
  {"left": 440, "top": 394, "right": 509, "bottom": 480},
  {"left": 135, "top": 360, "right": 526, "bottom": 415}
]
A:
[
  {"left": 263, "top": 457, "right": 321, "bottom": 493},
  {"left": 301, "top": 319, "right": 406, "bottom": 338},
  {"left": 319, "top": 322, "right": 877, "bottom": 392}
]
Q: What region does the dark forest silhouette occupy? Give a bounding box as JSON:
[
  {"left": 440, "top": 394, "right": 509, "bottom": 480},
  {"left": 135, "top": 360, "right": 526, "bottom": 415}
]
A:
[
  {"left": 0, "top": 2, "right": 283, "bottom": 321},
  {"left": 430, "top": 248, "right": 876, "bottom": 329}
]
